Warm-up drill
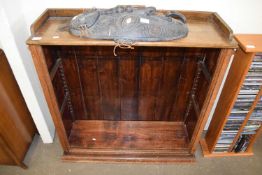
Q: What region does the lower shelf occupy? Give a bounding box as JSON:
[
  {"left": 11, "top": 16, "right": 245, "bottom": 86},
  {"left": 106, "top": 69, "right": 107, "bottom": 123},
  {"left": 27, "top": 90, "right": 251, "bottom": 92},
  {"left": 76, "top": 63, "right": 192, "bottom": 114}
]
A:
[
  {"left": 64, "top": 120, "right": 195, "bottom": 162},
  {"left": 200, "top": 139, "right": 254, "bottom": 158}
]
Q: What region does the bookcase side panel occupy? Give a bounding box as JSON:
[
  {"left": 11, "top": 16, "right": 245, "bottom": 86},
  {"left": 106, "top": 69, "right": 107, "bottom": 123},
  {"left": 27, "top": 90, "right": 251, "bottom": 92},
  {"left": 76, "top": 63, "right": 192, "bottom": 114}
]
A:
[{"left": 28, "top": 45, "right": 70, "bottom": 152}]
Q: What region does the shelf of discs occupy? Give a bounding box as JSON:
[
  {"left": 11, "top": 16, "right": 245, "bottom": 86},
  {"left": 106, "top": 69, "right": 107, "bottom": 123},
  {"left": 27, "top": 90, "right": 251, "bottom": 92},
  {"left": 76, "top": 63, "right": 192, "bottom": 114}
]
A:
[
  {"left": 201, "top": 34, "right": 262, "bottom": 157},
  {"left": 214, "top": 54, "right": 262, "bottom": 153}
]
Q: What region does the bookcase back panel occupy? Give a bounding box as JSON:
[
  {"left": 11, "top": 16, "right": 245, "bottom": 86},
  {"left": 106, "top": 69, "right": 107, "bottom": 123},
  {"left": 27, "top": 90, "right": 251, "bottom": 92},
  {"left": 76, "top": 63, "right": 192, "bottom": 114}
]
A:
[{"left": 43, "top": 46, "right": 219, "bottom": 126}]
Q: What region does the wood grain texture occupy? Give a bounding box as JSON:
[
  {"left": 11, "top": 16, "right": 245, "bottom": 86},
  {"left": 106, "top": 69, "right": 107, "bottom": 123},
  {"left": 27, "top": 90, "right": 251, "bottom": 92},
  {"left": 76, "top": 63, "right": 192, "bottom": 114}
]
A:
[
  {"left": 0, "top": 135, "right": 27, "bottom": 169},
  {"left": 155, "top": 48, "right": 183, "bottom": 121},
  {"left": 64, "top": 120, "right": 195, "bottom": 162},
  {"left": 98, "top": 56, "right": 121, "bottom": 120},
  {"left": 119, "top": 49, "right": 140, "bottom": 120},
  {"left": 171, "top": 49, "right": 200, "bottom": 121},
  {"left": 211, "top": 13, "right": 233, "bottom": 40},
  {"left": 138, "top": 48, "right": 163, "bottom": 120},
  {"left": 0, "top": 141, "right": 14, "bottom": 165},
  {"left": 184, "top": 49, "right": 220, "bottom": 140},
  {"left": 43, "top": 44, "right": 73, "bottom": 125},
  {"left": 26, "top": 9, "right": 237, "bottom": 48},
  {"left": 62, "top": 151, "right": 195, "bottom": 163},
  {"left": 60, "top": 47, "right": 88, "bottom": 120},
  {"left": 47, "top": 50, "right": 74, "bottom": 136},
  {"left": 0, "top": 50, "right": 36, "bottom": 168},
  {"left": 50, "top": 58, "right": 62, "bottom": 80},
  {"left": 45, "top": 46, "right": 221, "bottom": 123},
  {"left": 188, "top": 49, "right": 233, "bottom": 153},
  {"left": 69, "top": 120, "right": 189, "bottom": 150},
  {"left": 235, "top": 34, "right": 262, "bottom": 53}
]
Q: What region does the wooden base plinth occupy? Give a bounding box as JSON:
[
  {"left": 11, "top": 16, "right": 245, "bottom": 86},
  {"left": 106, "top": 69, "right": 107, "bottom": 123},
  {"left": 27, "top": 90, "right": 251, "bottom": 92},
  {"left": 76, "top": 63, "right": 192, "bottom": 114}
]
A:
[
  {"left": 62, "top": 120, "right": 195, "bottom": 163},
  {"left": 200, "top": 139, "right": 254, "bottom": 158},
  {"left": 62, "top": 150, "right": 195, "bottom": 163}
]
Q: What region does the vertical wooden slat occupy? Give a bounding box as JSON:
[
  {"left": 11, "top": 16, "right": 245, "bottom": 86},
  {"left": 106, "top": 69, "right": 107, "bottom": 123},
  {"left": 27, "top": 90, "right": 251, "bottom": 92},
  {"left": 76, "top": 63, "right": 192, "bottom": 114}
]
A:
[
  {"left": 136, "top": 54, "right": 142, "bottom": 120},
  {"left": 96, "top": 55, "right": 104, "bottom": 119},
  {"left": 138, "top": 48, "right": 163, "bottom": 121},
  {"left": 73, "top": 48, "right": 88, "bottom": 119},
  {"left": 119, "top": 52, "right": 139, "bottom": 120},
  {"left": 155, "top": 52, "right": 183, "bottom": 121},
  {"left": 76, "top": 47, "right": 102, "bottom": 120},
  {"left": 98, "top": 56, "right": 120, "bottom": 120},
  {"left": 78, "top": 57, "right": 103, "bottom": 120},
  {"left": 154, "top": 55, "right": 165, "bottom": 120}
]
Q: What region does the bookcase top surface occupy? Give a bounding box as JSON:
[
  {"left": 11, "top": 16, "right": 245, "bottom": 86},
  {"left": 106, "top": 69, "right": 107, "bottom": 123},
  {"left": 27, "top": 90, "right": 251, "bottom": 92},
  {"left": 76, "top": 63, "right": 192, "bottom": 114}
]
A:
[
  {"left": 234, "top": 34, "right": 262, "bottom": 53},
  {"left": 26, "top": 8, "right": 237, "bottom": 48}
]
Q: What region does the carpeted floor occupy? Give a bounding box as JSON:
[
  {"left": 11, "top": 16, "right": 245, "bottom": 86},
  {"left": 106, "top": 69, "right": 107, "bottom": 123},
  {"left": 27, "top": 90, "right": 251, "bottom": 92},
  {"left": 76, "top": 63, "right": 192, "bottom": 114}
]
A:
[{"left": 0, "top": 134, "right": 261, "bottom": 175}]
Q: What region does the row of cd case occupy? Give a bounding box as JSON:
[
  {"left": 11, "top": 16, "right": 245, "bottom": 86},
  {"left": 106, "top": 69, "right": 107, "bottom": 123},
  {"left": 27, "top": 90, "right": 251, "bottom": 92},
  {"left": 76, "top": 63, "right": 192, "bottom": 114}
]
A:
[{"left": 214, "top": 54, "right": 262, "bottom": 153}]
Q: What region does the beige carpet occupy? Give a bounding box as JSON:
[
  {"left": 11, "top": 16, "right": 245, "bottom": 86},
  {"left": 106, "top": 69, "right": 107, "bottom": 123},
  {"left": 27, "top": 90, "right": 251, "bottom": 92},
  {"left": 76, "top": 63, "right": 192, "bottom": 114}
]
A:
[{"left": 0, "top": 134, "right": 262, "bottom": 175}]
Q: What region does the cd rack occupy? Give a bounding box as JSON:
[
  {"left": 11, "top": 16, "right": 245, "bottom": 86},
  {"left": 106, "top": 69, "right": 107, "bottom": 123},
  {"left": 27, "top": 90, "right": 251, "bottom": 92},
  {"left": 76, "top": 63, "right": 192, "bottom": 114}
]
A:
[
  {"left": 215, "top": 54, "right": 262, "bottom": 153},
  {"left": 200, "top": 34, "right": 262, "bottom": 157}
]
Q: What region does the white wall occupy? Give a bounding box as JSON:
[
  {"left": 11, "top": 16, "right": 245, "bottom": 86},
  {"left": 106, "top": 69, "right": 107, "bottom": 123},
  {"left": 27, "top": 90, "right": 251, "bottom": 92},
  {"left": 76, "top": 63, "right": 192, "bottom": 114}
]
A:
[
  {"left": 0, "top": 39, "right": 2, "bottom": 49},
  {"left": 0, "top": 0, "right": 55, "bottom": 143},
  {"left": 21, "top": 0, "right": 262, "bottom": 34},
  {"left": 0, "top": 0, "right": 261, "bottom": 143}
]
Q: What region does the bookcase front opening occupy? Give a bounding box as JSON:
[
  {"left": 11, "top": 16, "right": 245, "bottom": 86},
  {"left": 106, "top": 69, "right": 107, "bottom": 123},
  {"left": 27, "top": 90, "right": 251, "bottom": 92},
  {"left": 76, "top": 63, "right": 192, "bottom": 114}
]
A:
[{"left": 43, "top": 46, "right": 220, "bottom": 153}]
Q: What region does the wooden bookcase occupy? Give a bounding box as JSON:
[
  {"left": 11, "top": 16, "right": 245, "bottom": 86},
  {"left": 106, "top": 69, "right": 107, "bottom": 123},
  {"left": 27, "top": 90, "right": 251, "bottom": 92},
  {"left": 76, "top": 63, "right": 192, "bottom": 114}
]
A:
[
  {"left": 201, "top": 34, "right": 262, "bottom": 157},
  {"left": 26, "top": 8, "right": 237, "bottom": 162}
]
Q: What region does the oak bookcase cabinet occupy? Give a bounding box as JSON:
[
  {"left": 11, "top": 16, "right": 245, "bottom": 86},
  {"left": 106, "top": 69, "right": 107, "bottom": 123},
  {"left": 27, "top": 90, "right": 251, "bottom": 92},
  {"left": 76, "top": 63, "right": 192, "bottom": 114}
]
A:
[
  {"left": 201, "top": 34, "right": 262, "bottom": 157},
  {"left": 27, "top": 8, "right": 237, "bottom": 162}
]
